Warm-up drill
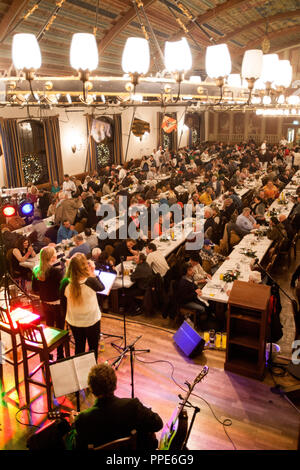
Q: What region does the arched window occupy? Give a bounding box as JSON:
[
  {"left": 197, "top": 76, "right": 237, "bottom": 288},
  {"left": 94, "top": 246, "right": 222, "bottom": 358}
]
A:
[{"left": 18, "top": 120, "right": 49, "bottom": 184}]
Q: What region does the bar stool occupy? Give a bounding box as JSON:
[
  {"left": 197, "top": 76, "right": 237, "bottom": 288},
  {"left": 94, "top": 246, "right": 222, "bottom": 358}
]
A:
[
  {"left": 0, "top": 307, "right": 40, "bottom": 394},
  {"left": 17, "top": 322, "right": 70, "bottom": 410}
]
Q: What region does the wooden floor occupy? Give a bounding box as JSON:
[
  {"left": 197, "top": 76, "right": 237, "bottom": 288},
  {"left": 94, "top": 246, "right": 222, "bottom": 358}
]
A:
[
  {"left": 0, "top": 312, "right": 299, "bottom": 451},
  {"left": 1, "top": 245, "right": 300, "bottom": 451}
]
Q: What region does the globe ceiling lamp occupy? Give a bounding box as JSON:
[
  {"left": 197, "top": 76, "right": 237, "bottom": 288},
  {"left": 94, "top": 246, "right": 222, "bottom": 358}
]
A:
[
  {"left": 241, "top": 49, "right": 263, "bottom": 103},
  {"left": 164, "top": 37, "right": 192, "bottom": 83},
  {"left": 12, "top": 33, "right": 42, "bottom": 82},
  {"left": 70, "top": 33, "right": 98, "bottom": 101},
  {"left": 205, "top": 44, "right": 231, "bottom": 88},
  {"left": 261, "top": 53, "right": 279, "bottom": 94},
  {"left": 274, "top": 59, "right": 292, "bottom": 104},
  {"left": 122, "top": 37, "right": 150, "bottom": 89}
]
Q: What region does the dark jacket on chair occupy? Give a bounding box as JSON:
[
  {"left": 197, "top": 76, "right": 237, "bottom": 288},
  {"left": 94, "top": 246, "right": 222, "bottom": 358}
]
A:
[
  {"left": 130, "top": 261, "right": 154, "bottom": 290},
  {"left": 177, "top": 276, "right": 199, "bottom": 305},
  {"left": 74, "top": 395, "right": 163, "bottom": 450}
]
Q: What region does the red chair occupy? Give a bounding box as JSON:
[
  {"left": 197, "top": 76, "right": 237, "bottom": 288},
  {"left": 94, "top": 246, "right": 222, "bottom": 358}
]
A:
[{"left": 0, "top": 307, "right": 40, "bottom": 395}]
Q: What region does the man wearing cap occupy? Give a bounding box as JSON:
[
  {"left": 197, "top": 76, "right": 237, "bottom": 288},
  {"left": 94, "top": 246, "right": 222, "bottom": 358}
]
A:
[{"left": 200, "top": 239, "right": 227, "bottom": 274}]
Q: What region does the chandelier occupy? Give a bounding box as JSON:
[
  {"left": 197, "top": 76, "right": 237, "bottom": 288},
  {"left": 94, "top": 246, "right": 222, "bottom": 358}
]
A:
[{"left": 1, "top": 0, "right": 297, "bottom": 112}]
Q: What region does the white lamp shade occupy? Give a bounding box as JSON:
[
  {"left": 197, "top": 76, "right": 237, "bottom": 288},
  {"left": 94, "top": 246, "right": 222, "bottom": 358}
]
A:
[
  {"left": 189, "top": 75, "right": 201, "bottom": 83},
  {"left": 122, "top": 37, "right": 150, "bottom": 75},
  {"left": 227, "top": 74, "right": 241, "bottom": 87},
  {"left": 12, "top": 34, "right": 41, "bottom": 70},
  {"left": 261, "top": 54, "right": 279, "bottom": 83},
  {"left": 70, "top": 33, "right": 98, "bottom": 71},
  {"left": 274, "top": 60, "right": 292, "bottom": 88},
  {"left": 164, "top": 38, "right": 192, "bottom": 73},
  {"left": 241, "top": 49, "right": 263, "bottom": 79},
  {"left": 254, "top": 78, "right": 266, "bottom": 90},
  {"left": 287, "top": 95, "right": 300, "bottom": 105},
  {"left": 263, "top": 95, "right": 271, "bottom": 105},
  {"left": 205, "top": 44, "right": 231, "bottom": 78}
]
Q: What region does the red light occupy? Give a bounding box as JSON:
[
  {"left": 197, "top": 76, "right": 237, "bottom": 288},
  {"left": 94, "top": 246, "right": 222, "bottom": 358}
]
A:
[
  {"left": 10, "top": 307, "right": 40, "bottom": 328},
  {"left": 3, "top": 205, "right": 16, "bottom": 217}
]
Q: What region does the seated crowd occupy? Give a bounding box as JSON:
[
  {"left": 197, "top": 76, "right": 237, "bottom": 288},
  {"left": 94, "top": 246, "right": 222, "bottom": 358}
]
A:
[{"left": 1, "top": 140, "right": 299, "bottom": 362}]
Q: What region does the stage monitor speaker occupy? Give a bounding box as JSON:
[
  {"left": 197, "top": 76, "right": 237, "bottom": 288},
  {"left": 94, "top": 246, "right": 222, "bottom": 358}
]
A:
[{"left": 173, "top": 321, "right": 205, "bottom": 357}]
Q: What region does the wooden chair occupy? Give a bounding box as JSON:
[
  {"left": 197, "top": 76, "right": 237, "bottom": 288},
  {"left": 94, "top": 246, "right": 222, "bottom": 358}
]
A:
[
  {"left": 0, "top": 307, "right": 39, "bottom": 394},
  {"left": 266, "top": 253, "right": 277, "bottom": 273},
  {"left": 88, "top": 430, "right": 137, "bottom": 451},
  {"left": 104, "top": 244, "right": 115, "bottom": 257},
  {"left": 18, "top": 322, "right": 70, "bottom": 410}
]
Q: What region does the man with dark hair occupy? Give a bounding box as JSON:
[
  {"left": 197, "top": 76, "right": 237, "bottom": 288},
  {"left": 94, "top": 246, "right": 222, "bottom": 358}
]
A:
[
  {"left": 146, "top": 242, "right": 169, "bottom": 276},
  {"left": 71, "top": 363, "right": 163, "bottom": 450},
  {"left": 68, "top": 234, "right": 91, "bottom": 257}
]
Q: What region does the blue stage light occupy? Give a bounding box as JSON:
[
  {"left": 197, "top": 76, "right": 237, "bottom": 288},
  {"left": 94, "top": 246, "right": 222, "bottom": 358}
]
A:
[{"left": 19, "top": 200, "right": 34, "bottom": 217}]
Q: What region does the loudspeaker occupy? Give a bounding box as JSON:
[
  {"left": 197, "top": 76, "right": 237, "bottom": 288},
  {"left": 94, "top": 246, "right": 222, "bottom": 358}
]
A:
[{"left": 173, "top": 321, "right": 205, "bottom": 357}]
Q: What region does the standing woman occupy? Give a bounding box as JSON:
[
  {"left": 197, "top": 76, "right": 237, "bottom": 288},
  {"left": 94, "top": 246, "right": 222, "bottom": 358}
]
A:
[
  {"left": 32, "top": 246, "right": 65, "bottom": 359},
  {"left": 60, "top": 253, "right": 104, "bottom": 361}
]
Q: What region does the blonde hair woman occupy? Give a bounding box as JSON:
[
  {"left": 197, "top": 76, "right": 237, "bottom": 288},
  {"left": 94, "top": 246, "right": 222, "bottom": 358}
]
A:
[
  {"left": 60, "top": 253, "right": 104, "bottom": 361},
  {"left": 32, "top": 246, "right": 65, "bottom": 359}
]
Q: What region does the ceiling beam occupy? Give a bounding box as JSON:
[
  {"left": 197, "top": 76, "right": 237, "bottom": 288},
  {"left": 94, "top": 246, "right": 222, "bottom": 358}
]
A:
[
  {"left": 193, "top": 9, "right": 300, "bottom": 68},
  {"left": 98, "top": 0, "right": 157, "bottom": 54},
  {"left": 216, "top": 9, "right": 300, "bottom": 45},
  {"left": 170, "top": 0, "right": 247, "bottom": 40},
  {"left": 0, "top": 0, "right": 29, "bottom": 42},
  {"left": 231, "top": 24, "right": 300, "bottom": 58}
]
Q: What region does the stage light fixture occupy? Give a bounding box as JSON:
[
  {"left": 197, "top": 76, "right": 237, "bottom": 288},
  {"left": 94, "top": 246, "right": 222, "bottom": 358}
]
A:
[
  {"left": 2, "top": 204, "right": 16, "bottom": 217},
  {"left": 19, "top": 200, "right": 34, "bottom": 217}
]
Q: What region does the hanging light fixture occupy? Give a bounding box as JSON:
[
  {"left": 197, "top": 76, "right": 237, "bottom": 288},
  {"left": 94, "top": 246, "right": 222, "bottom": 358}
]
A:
[
  {"left": 164, "top": 37, "right": 192, "bottom": 83},
  {"left": 227, "top": 74, "right": 242, "bottom": 88},
  {"left": 274, "top": 60, "right": 292, "bottom": 90},
  {"left": 205, "top": 44, "right": 231, "bottom": 87},
  {"left": 70, "top": 33, "right": 98, "bottom": 101},
  {"left": 12, "top": 33, "right": 42, "bottom": 81},
  {"left": 122, "top": 37, "right": 150, "bottom": 87},
  {"left": 261, "top": 53, "right": 279, "bottom": 90},
  {"left": 241, "top": 49, "right": 263, "bottom": 93}
]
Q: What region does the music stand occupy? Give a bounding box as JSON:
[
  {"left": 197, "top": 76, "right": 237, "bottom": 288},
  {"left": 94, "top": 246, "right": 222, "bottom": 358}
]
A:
[
  {"left": 95, "top": 269, "right": 123, "bottom": 341},
  {"left": 111, "top": 257, "right": 150, "bottom": 369},
  {"left": 49, "top": 351, "right": 96, "bottom": 412}
]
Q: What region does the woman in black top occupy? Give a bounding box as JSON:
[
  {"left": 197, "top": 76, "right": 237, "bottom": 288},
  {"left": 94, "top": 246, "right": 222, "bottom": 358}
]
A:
[
  {"left": 32, "top": 246, "right": 65, "bottom": 359},
  {"left": 11, "top": 236, "right": 36, "bottom": 281}
]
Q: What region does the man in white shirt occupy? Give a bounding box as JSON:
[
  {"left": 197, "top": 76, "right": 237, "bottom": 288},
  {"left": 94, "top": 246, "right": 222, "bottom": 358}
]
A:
[
  {"left": 146, "top": 242, "right": 169, "bottom": 277},
  {"left": 62, "top": 174, "right": 76, "bottom": 198},
  {"left": 118, "top": 166, "right": 126, "bottom": 181},
  {"left": 280, "top": 137, "right": 288, "bottom": 147},
  {"left": 236, "top": 207, "right": 259, "bottom": 233}
]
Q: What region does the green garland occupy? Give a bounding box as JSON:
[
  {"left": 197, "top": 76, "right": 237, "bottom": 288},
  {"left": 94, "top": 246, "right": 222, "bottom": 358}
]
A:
[
  {"left": 240, "top": 249, "right": 257, "bottom": 258},
  {"left": 96, "top": 143, "right": 111, "bottom": 168},
  {"left": 22, "top": 154, "right": 43, "bottom": 184},
  {"left": 222, "top": 270, "right": 240, "bottom": 283}
]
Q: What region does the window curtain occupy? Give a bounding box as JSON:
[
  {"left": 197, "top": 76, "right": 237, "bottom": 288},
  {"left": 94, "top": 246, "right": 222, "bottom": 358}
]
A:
[
  {"left": 85, "top": 114, "right": 97, "bottom": 172},
  {"left": 113, "top": 113, "right": 123, "bottom": 165},
  {"left": 43, "top": 116, "right": 64, "bottom": 184},
  {"left": 157, "top": 112, "right": 163, "bottom": 148},
  {"left": 0, "top": 118, "right": 25, "bottom": 187}
]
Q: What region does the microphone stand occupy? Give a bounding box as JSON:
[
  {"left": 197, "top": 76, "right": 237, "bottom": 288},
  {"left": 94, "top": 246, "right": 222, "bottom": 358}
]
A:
[
  {"left": 111, "top": 256, "right": 127, "bottom": 350},
  {"left": 112, "top": 335, "right": 150, "bottom": 398}
]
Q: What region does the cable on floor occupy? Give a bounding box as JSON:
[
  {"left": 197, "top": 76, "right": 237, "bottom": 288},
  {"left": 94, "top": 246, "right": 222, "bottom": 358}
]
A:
[{"left": 136, "top": 356, "right": 236, "bottom": 450}]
